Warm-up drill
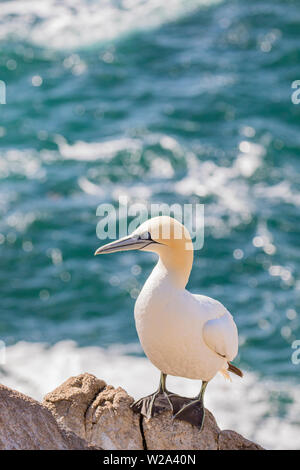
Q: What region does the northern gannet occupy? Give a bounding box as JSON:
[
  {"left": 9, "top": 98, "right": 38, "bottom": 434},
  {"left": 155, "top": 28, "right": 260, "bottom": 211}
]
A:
[{"left": 95, "top": 216, "right": 242, "bottom": 429}]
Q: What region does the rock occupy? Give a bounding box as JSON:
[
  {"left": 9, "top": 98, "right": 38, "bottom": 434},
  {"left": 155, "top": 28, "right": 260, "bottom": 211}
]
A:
[
  {"left": 218, "top": 430, "right": 264, "bottom": 450},
  {"left": 44, "top": 373, "right": 143, "bottom": 450},
  {"left": 0, "top": 384, "right": 96, "bottom": 450},
  {"left": 85, "top": 384, "right": 144, "bottom": 450},
  {"left": 44, "top": 373, "right": 106, "bottom": 441},
  {"left": 0, "top": 373, "right": 264, "bottom": 450},
  {"left": 43, "top": 373, "right": 264, "bottom": 451},
  {"left": 142, "top": 410, "right": 264, "bottom": 451},
  {"left": 142, "top": 408, "right": 220, "bottom": 450}
]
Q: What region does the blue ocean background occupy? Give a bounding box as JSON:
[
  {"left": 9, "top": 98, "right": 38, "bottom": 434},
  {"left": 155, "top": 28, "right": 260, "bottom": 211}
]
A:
[{"left": 0, "top": 0, "right": 300, "bottom": 449}]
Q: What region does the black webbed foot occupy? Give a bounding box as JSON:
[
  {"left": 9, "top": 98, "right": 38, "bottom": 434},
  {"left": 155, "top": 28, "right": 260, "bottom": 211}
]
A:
[
  {"left": 172, "top": 397, "right": 205, "bottom": 431},
  {"left": 131, "top": 390, "right": 177, "bottom": 419}
]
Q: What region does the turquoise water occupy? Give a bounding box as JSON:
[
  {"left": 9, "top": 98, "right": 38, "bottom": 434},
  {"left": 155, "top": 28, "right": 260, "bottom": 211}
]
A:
[{"left": 0, "top": 0, "right": 300, "bottom": 448}]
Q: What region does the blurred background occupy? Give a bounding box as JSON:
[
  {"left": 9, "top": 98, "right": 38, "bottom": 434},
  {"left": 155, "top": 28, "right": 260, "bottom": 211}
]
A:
[{"left": 0, "top": 0, "right": 300, "bottom": 449}]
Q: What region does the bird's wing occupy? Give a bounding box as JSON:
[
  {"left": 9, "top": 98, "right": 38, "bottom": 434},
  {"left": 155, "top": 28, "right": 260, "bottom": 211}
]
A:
[
  {"left": 192, "top": 294, "right": 238, "bottom": 361},
  {"left": 202, "top": 313, "right": 238, "bottom": 361}
]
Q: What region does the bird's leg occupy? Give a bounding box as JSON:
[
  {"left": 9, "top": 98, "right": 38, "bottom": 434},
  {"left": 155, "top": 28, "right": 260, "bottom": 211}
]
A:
[
  {"left": 159, "top": 372, "right": 175, "bottom": 411},
  {"left": 172, "top": 381, "right": 208, "bottom": 431},
  {"left": 130, "top": 372, "right": 175, "bottom": 419}
]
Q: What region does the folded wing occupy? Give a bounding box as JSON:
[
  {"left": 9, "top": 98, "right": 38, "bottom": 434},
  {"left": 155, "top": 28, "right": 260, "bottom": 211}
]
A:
[{"left": 202, "top": 312, "right": 238, "bottom": 361}]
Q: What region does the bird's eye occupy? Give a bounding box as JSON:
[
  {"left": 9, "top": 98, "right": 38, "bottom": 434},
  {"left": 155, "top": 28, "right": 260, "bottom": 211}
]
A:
[{"left": 140, "top": 231, "right": 151, "bottom": 240}]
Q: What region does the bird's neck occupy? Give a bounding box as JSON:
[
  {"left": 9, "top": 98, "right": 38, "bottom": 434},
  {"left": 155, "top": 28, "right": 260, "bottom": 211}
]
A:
[{"left": 155, "top": 248, "right": 193, "bottom": 289}]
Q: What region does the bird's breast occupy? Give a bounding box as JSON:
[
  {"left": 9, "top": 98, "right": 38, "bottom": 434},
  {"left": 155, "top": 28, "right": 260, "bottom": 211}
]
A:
[{"left": 134, "top": 275, "right": 223, "bottom": 380}]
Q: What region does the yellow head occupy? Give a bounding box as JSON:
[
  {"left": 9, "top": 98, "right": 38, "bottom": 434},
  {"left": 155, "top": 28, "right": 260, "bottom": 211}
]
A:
[{"left": 95, "top": 216, "right": 194, "bottom": 287}]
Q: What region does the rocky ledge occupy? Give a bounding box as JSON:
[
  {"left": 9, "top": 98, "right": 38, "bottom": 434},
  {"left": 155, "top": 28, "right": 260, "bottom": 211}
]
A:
[{"left": 0, "top": 373, "right": 263, "bottom": 450}]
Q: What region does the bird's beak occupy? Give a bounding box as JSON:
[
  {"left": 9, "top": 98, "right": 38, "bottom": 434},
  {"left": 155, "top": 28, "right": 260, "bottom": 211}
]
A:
[{"left": 94, "top": 235, "right": 153, "bottom": 255}]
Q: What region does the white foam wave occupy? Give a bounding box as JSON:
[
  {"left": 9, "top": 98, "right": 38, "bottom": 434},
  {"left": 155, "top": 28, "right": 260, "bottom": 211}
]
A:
[
  {"left": 55, "top": 135, "right": 141, "bottom": 161},
  {"left": 0, "top": 340, "right": 299, "bottom": 450},
  {"left": 0, "top": 0, "right": 220, "bottom": 49}
]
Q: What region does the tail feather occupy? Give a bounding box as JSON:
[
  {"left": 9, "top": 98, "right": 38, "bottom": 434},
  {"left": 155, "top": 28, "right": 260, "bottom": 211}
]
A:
[
  {"left": 227, "top": 362, "right": 243, "bottom": 378},
  {"left": 220, "top": 368, "right": 231, "bottom": 381}
]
